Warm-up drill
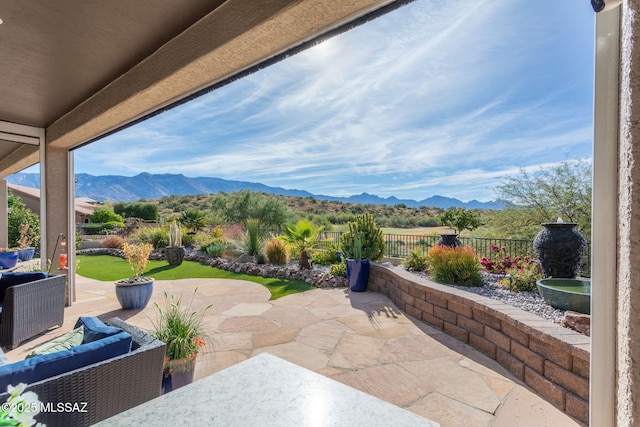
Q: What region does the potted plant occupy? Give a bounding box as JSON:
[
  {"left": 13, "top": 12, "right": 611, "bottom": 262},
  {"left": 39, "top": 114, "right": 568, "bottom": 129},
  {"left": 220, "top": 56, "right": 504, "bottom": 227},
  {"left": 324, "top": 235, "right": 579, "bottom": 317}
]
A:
[
  {"left": 165, "top": 221, "right": 185, "bottom": 266},
  {"left": 0, "top": 248, "right": 19, "bottom": 270},
  {"left": 16, "top": 223, "right": 36, "bottom": 261},
  {"left": 436, "top": 207, "right": 481, "bottom": 247},
  {"left": 151, "top": 288, "right": 211, "bottom": 393},
  {"left": 115, "top": 242, "right": 154, "bottom": 309},
  {"left": 339, "top": 213, "right": 385, "bottom": 292}
]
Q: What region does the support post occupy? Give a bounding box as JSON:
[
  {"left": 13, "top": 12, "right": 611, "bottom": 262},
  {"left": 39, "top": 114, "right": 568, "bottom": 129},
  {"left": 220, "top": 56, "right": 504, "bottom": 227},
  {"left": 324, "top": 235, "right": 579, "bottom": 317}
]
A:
[
  {"left": 0, "top": 180, "right": 7, "bottom": 249},
  {"left": 43, "top": 146, "right": 74, "bottom": 306}
]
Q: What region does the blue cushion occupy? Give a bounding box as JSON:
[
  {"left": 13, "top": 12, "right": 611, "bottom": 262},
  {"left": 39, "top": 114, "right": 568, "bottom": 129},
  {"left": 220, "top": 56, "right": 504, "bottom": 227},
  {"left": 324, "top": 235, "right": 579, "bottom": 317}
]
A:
[
  {"left": 74, "top": 316, "right": 122, "bottom": 344},
  {"left": 0, "top": 331, "right": 132, "bottom": 391},
  {"left": 0, "top": 272, "right": 47, "bottom": 300}
]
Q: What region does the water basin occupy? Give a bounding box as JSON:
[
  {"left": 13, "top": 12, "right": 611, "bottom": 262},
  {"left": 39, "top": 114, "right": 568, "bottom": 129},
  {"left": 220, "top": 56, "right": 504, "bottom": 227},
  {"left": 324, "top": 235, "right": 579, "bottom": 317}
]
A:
[{"left": 536, "top": 278, "right": 591, "bottom": 314}]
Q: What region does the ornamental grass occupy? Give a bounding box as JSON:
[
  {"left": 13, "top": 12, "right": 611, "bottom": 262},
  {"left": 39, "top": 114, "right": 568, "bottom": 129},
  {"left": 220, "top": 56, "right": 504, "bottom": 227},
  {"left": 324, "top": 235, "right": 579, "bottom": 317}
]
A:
[
  {"left": 151, "top": 288, "right": 212, "bottom": 363},
  {"left": 427, "top": 245, "right": 482, "bottom": 287}
]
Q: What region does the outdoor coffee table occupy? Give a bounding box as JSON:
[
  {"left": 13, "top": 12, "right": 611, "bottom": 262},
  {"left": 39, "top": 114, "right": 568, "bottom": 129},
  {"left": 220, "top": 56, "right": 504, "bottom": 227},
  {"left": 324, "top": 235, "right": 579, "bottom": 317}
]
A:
[{"left": 96, "top": 352, "right": 439, "bottom": 426}]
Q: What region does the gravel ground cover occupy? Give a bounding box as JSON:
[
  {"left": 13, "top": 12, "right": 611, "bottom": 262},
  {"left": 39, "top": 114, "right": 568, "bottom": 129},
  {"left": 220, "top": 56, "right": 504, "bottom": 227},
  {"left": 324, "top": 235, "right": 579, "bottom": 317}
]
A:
[{"left": 408, "top": 269, "right": 566, "bottom": 322}]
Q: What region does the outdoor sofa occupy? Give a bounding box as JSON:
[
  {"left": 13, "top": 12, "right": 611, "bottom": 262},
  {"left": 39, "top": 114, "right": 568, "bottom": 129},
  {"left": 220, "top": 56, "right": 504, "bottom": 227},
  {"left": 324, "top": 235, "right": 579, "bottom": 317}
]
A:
[
  {"left": 0, "top": 272, "right": 66, "bottom": 349},
  {"left": 0, "top": 317, "right": 166, "bottom": 426}
]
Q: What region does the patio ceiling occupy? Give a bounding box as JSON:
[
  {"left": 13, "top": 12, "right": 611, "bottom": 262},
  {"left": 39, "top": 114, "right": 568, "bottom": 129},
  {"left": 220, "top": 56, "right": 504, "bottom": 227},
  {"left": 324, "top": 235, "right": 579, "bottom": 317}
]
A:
[{"left": 0, "top": 0, "right": 396, "bottom": 178}]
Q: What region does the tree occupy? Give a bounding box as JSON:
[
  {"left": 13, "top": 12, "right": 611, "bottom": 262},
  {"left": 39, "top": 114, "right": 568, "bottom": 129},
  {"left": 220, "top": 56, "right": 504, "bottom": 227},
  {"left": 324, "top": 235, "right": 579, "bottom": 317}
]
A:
[
  {"left": 7, "top": 191, "right": 40, "bottom": 248},
  {"left": 222, "top": 191, "right": 289, "bottom": 227},
  {"left": 437, "top": 207, "right": 482, "bottom": 235},
  {"left": 494, "top": 159, "right": 592, "bottom": 239}
]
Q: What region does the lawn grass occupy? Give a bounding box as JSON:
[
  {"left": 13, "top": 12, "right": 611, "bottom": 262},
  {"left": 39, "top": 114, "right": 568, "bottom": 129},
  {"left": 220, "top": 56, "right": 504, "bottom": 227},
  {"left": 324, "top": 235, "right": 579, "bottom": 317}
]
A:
[{"left": 76, "top": 255, "right": 315, "bottom": 300}]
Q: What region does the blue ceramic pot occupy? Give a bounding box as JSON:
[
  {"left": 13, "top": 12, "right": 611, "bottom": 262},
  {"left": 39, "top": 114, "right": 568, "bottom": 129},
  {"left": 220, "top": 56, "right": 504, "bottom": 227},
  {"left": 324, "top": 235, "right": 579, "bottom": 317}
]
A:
[
  {"left": 115, "top": 279, "right": 154, "bottom": 310},
  {"left": 17, "top": 248, "right": 35, "bottom": 261},
  {"left": 346, "top": 259, "right": 371, "bottom": 292},
  {"left": 0, "top": 251, "right": 19, "bottom": 269}
]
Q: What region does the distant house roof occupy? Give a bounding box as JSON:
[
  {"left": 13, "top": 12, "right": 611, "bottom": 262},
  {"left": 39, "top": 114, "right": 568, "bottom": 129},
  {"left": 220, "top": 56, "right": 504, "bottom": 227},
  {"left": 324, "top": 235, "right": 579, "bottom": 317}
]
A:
[{"left": 8, "top": 184, "right": 97, "bottom": 216}]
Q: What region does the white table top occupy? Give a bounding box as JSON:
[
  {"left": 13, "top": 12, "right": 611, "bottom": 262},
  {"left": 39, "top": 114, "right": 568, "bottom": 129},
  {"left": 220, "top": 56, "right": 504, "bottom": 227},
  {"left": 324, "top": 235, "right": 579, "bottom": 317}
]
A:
[{"left": 97, "top": 353, "right": 439, "bottom": 427}]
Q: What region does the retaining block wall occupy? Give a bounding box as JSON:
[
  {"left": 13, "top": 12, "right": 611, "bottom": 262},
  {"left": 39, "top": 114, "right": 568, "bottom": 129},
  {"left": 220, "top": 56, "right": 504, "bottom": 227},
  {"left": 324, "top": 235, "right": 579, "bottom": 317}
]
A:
[{"left": 368, "top": 264, "right": 590, "bottom": 424}]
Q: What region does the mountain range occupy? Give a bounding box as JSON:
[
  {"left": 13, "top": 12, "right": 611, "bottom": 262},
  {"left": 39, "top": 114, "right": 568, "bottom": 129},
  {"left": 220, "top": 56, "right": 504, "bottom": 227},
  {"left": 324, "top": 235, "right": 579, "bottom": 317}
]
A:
[{"left": 7, "top": 172, "right": 504, "bottom": 210}]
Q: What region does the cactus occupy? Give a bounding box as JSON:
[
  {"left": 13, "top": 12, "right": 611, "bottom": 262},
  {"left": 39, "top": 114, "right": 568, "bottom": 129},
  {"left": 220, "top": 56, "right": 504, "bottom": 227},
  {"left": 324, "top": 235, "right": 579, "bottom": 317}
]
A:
[
  {"left": 168, "top": 221, "right": 182, "bottom": 248},
  {"left": 340, "top": 213, "right": 385, "bottom": 261},
  {"left": 352, "top": 232, "right": 363, "bottom": 260}
]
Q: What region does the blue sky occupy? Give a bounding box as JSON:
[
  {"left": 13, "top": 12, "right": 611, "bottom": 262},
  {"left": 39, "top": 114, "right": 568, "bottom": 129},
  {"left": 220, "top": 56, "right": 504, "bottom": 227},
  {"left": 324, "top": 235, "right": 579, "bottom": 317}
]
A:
[{"left": 70, "top": 0, "right": 594, "bottom": 202}]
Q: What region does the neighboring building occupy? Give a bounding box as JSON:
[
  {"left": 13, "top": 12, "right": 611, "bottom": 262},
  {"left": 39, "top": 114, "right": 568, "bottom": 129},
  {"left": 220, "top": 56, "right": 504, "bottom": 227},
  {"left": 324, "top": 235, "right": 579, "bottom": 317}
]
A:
[{"left": 8, "top": 184, "right": 98, "bottom": 224}]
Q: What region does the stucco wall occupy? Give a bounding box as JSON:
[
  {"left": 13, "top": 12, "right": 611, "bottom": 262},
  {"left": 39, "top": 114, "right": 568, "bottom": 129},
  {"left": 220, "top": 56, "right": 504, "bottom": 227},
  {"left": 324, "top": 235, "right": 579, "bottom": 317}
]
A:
[{"left": 618, "top": 2, "right": 640, "bottom": 425}]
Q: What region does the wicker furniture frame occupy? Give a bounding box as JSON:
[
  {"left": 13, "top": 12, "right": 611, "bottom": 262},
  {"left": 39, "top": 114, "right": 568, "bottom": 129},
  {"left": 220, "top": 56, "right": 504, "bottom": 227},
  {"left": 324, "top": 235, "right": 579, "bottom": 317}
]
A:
[
  {"left": 0, "top": 274, "right": 66, "bottom": 349},
  {"left": 0, "top": 317, "right": 166, "bottom": 426}
]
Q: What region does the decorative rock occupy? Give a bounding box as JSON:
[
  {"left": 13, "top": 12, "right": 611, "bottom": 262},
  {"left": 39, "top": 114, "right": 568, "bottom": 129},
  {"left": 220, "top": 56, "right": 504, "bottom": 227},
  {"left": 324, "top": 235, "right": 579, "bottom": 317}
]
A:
[{"left": 560, "top": 311, "right": 591, "bottom": 336}]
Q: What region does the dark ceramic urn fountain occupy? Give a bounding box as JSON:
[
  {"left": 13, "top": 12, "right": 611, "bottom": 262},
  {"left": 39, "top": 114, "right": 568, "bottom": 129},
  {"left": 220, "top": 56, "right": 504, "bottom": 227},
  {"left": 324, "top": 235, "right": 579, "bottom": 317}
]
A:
[{"left": 533, "top": 220, "right": 587, "bottom": 278}]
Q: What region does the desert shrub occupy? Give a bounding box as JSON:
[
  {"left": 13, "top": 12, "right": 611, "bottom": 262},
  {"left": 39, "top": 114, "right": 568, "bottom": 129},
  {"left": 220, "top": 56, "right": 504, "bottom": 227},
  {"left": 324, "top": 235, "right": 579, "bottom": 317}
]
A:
[
  {"left": 499, "top": 261, "right": 543, "bottom": 292},
  {"left": 101, "top": 235, "right": 125, "bottom": 249},
  {"left": 403, "top": 250, "right": 428, "bottom": 272},
  {"left": 265, "top": 239, "right": 289, "bottom": 265},
  {"left": 205, "top": 242, "right": 227, "bottom": 257},
  {"left": 311, "top": 243, "right": 340, "bottom": 266},
  {"left": 137, "top": 227, "right": 169, "bottom": 249},
  {"left": 182, "top": 231, "right": 196, "bottom": 248},
  {"left": 223, "top": 224, "right": 244, "bottom": 241},
  {"left": 330, "top": 261, "right": 347, "bottom": 278},
  {"left": 428, "top": 245, "right": 481, "bottom": 286},
  {"left": 199, "top": 226, "right": 227, "bottom": 255}
]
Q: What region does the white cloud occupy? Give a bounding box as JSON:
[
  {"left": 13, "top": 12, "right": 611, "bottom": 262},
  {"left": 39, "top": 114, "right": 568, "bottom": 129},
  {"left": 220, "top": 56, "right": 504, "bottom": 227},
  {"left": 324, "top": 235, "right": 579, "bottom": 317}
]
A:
[{"left": 73, "top": 0, "right": 594, "bottom": 202}]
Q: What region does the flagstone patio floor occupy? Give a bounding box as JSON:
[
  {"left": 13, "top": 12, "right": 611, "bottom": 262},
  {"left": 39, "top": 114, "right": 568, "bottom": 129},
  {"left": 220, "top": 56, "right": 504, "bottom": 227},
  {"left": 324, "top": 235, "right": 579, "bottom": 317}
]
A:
[{"left": 7, "top": 275, "right": 585, "bottom": 427}]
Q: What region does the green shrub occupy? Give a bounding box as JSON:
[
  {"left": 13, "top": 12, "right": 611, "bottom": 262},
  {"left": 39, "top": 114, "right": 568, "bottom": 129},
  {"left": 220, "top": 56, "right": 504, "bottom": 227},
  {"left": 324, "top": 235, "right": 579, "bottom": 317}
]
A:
[
  {"left": 205, "top": 242, "right": 227, "bottom": 257},
  {"left": 82, "top": 224, "right": 102, "bottom": 235},
  {"left": 91, "top": 209, "right": 124, "bottom": 224},
  {"left": 114, "top": 202, "right": 159, "bottom": 221},
  {"left": 265, "top": 239, "right": 288, "bottom": 265},
  {"left": 103, "top": 221, "right": 125, "bottom": 232},
  {"left": 182, "top": 231, "right": 196, "bottom": 248},
  {"left": 311, "top": 243, "right": 340, "bottom": 266},
  {"left": 330, "top": 262, "right": 347, "bottom": 278},
  {"left": 427, "top": 245, "right": 481, "bottom": 286},
  {"left": 499, "top": 262, "right": 543, "bottom": 292},
  {"left": 403, "top": 250, "right": 428, "bottom": 272},
  {"left": 137, "top": 227, "right": 169, "bottom": 249}
]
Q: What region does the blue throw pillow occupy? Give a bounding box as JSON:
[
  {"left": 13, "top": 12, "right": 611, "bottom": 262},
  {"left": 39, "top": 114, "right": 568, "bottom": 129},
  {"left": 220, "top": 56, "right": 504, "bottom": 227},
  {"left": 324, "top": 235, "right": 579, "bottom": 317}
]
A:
[
  {"left": 0, "top": 331, "right": 132, "bottom": 391},
  {"left": 74, "top": 317, "right": 122, "bottom": 344},
  {"left": 0, "top": 272, "right": 48, "bottom": 300}
]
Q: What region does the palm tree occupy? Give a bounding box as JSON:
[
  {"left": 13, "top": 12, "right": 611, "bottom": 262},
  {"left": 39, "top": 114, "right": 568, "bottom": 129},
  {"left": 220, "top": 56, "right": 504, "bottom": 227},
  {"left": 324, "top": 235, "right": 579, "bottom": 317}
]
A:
[
  {"left": 279, "top": 219, "right": 325, "bottom": 269},
  {"left": 178, "top": 209, "right": 205, "bottom": 233}
]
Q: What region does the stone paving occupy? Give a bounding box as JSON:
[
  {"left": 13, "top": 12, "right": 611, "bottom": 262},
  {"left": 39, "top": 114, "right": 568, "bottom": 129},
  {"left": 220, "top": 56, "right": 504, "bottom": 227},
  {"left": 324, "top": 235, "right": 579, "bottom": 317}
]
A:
[{"left": 6, "top": 275, "right": 585, "bottom": 427}]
